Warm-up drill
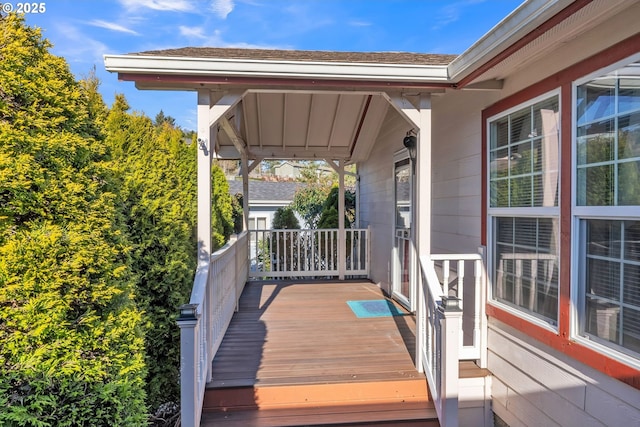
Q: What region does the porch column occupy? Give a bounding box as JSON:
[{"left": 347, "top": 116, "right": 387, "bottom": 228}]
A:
[
  {"left": 387, "top": 92, "right": 432, "bottom": 372},
  {"left": 415, "top": 94, "right": 432, "bottom": 373},
  {"left": 197, "top": 89, "right": 213, "bottom": 264},
  {"left": 338, "top": 161, "right": 345, "bottom": 280},
  {"left": 241, "top": 154, "right": 250, "bottom": 231}
]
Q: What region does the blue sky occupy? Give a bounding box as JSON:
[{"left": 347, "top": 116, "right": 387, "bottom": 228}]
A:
[{"left": 24, "top": 0, "right": 523, "bottom": 130}]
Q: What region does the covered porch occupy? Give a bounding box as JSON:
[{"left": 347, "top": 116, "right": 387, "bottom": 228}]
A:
[{"left": 105, "top": 48, "right": 491, "bottom": 427}]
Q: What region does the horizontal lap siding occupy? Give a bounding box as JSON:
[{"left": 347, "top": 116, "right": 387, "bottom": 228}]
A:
[
  {"left": 489, "top": 319, "right": 640, "bottom": 427},
  {"left": 358, "top": 110, "right": 406, "bottom": 293},
  {"left": 431, "top": 91, "right": 498, "bottom": 254}
]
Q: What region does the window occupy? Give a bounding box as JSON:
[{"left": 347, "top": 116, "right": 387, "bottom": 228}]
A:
[
  {"left": 574, "top": 60, "right": 640, "bottom": 357},
  {"left": 488, "top": 93, "right": 560, "bottom": 324}
]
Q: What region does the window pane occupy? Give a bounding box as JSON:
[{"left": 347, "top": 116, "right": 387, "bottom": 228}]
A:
[
  {"left": 493, "top": 217, "right": 558, "bottom": 323},
  {"left": 622, "top": 307, "right": 640, "bottom": 354},
  {"left": 577, "top": 164, "right": 614, "bottom": 206},
  {"left": 618, "top": 76, "right": 640, "bottom": 115},
  {"left": 624, "top": 221, "right": 640, "bottom": 262},
  {"left": 624, "top": 264, "right": 640, "bottom": 306},
  {"left": 510, "top": 176, "right": 532, "bottom": 207},
  {"left": 533, "top": 97, "right": 560, "bottom": 138},
  {"left": 585, "top": 296, "right": 620, "bottom": 344},
  {"left": 618, "top": 161, "right": 640, "bottom": 205},
  {"left": 510, "top": 108, "right": 532, "bottom": 144},
  {"left": 257, "top": 217, "right": 266, "bottom": 230},
  {"left": 492, "top": 117, "right": 509, "bottom": 149},
  {"left": 576, "top": 120, "right": 615, "bottom": 165},
  {"left": 618, "top": 112, "right": 640, "bottom": 160},
  {"left": 490, "top": 148, "right": 509, "bottom": 179},
  {"left": 491, "top": 180, "right": 509, "bottom": 208},
  {"left": 587, "top": 258, "right": 620, "bottom": 300},
  {"left": 577, "top": 79, "right": 615, "bottom": 125},
  {"left": 587, "top": 219, "right": 621, "bottom": 258}
]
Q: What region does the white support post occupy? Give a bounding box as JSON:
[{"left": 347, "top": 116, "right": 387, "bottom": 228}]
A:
[
  {"left": 241, "top": 154, "right": 249, "bottom": 232},
  {"left": 197, "top": 90, "right": 213, "bottom": 264},
  {"left": 440, "top": 297, "right": 462, "bottom": 427},
  {"left": 338, "top": 161, "right": 346, "bottom": 280},
  {"left": 177, "top": 305, "right": 200, "bottom": 427},
  {"left": 391, "top": 93, "right": 432, "bottom": 371}
]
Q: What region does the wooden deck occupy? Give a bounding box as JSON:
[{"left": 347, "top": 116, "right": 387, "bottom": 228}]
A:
[{"left": 202, "top": 280, "right": 436, "bottom": 426}]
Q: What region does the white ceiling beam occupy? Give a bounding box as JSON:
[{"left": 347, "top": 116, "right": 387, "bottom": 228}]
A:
[
  {"left": 326, "top": 95, "right": 342, "bottom": 151},
  {"left": 219, "top": 117, "right": 247, "bottom": 157},
  {"left": 209, "top": 90, "right": 244, "bottom": 127}
]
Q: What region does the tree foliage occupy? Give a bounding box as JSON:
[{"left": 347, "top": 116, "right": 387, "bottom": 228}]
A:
[
  {"left": 317, "top": 187, "right": 356, "bottom": 229},
  {"left": 104, "top": 97, "right": 234, "bottom": 416},
  {"left": 0, "top": 15, "right": 237, "bottom": 426},
  {"left": 0, "top": 14, "right": 147, "bottom": 426}
]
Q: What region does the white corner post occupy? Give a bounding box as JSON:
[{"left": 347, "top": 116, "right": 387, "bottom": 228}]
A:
[
  {"left": 197, "top": 89, "right": 213, "bottom": 264},
  {"left": 440, "top": 297, "right": 462, "bottom": 427},
  {"left": 241, "top": 154, "right": 250, "bottom": 231},
  {"left": 326, "top": 159, "right": 346, "bottom": 280},
  {"left": 388, "top": 93, "right": 432, "bottom": 372},
  {"left": 338, "top": 161, "right": 346, "bottom": 280}
]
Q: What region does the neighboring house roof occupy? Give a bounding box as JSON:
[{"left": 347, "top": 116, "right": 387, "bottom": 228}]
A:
[{"left": 227, "top": 180, "right": 304, "bottom": 204}]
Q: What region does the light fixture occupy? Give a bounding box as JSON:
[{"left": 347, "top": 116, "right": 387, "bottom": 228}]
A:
[{"left": 403, "top": 129, "right": 417, "bottom": 162}]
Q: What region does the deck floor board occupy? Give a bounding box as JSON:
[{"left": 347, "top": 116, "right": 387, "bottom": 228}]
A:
[{"left": 209, "top": 280, "right": 423, "bottom": 388}]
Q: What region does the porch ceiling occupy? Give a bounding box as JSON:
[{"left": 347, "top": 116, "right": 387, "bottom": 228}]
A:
[{"left": 215, "top": 90, "right": 393, "bottom": 162}]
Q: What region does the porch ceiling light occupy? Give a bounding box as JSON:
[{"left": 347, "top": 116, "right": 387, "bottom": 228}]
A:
[{"left": 403, "top": 130, "right": 417, "bottom": 162}]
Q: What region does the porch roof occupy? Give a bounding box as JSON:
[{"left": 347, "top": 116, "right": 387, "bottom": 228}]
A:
[{"left": 103, "top": 0, "right": 629, "bottom": 163}]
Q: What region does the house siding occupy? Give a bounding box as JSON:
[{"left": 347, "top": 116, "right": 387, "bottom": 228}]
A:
[
  {"left": 489, "top": 318, "right": 640, "bottom": 427},
  {"left": 431, "top": 90, "right": 500, "bottom": 255},
  {"left": 481, "top": 5, "right": 640, "bottom": 425},
  {"left": 358, "top": 109, "right": 407, "bottom": 294}
]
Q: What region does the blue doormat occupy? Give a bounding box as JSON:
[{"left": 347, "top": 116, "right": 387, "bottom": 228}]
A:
[{"left": 346, "top": 300, "right": 405, "bottom": 318}]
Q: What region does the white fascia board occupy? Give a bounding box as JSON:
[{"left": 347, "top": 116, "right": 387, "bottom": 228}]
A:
[
  {"left": 448, "top": 0, "right": 574, "bottom": 82},
  {"left": 104, "top": 54, "right": 450, "bottom": 83}
]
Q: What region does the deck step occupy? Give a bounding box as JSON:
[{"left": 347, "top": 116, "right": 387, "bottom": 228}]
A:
[
  {"left": 200, "top": 400, "right": 438, "bottom": 426},
  {"left": 202, "top": 378, "right": 437, "bottom": 426},
  {"left": 205, "top": 378, "right": 429, "bottom": 411}
]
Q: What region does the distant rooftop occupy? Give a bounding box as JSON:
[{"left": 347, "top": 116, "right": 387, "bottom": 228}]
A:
[{"left": 227, "top": 180, "right": 305, "bottom": 202}]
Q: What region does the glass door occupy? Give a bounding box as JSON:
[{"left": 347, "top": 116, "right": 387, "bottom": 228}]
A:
[{"left": 393, "top": 156, "right": 414, "bottom": 310}]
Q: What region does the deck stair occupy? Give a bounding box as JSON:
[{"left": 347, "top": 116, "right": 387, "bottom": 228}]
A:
[
  {"left": 199, "top": 280, "right": 439, "bottom": 426},
  {"left": 201, "top": 378, "right": 438, "bottom": 426}
]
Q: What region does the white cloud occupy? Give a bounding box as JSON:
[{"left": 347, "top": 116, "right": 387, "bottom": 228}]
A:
[
  {"left": 211, "top": 0, "right": 234, "bottom": 19},
  {"left": 349, "top": 20, "right": 372, "bottom": 27},
  {"left": 432, "top": 0, "right": 486, "bottom": 30},
  {"left": 118, "top": 0, "right": 196, "bottom": 12},
  {"left": 89, "top": 20, "right": 139, "bottom": 35},
  {"left": 179, "top": 25, "right": 207, "bottom": 39},
  {"left": 51, "top": 22, "right": 111, "bottom": 64}
]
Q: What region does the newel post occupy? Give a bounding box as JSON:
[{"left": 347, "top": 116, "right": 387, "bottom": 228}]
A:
[
  {"left": 439, "top": 296, "right": 462, "bottom": 427},
  {"left": 177, "top": 304, "right": 200, "bottom": 427}
]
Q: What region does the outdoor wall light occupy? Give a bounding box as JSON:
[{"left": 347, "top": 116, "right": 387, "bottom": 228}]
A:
[{"left": 403, "top": 130, "right": 417, "bottom": 162}]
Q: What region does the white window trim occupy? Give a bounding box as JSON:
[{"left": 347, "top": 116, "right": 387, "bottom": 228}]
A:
[
  {"left": 486, "top": 88, "right": 562, "bottom": 332},
  {"left": 570, "top": 52, "right": 640, "bottom": 369}
]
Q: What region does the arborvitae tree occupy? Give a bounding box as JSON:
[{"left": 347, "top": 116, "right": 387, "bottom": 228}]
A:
[
  {"left": 317, "top": 186, "right": 356, "bottom": 229},
  {"left": 0, "top": 14, "right": 147, "bottom": 426},
  {"left": 104, "top": 98, "right": 234, "bottom": 421}
]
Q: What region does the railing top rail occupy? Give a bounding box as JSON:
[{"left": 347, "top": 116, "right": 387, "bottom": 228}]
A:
[
  {"left": 247, "top": 228, "right": 368, "bottom": 231},
  {"left": 187, "top": 264, "right": 209, "bottom": 315},
  {"left": 430, "top": 253, "right": 483, "bottom": 261},
  {"left": 419, "top": 255, "right": 444, "bottom": 304}
]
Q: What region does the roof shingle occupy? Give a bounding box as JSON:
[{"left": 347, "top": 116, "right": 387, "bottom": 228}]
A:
[{"left": 133, "top": 47, "right": 458, "bottom": 66}]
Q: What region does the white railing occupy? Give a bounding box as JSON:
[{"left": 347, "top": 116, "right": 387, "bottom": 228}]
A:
[
  {"left": 418, "top": 249, "right": 487, "bottom": 427},
  {"left": 177, "top": 232, "right": 249, "bottom": 427},
  {"left": 248, "top": 228, "right": 369, "bottom": 279}
]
